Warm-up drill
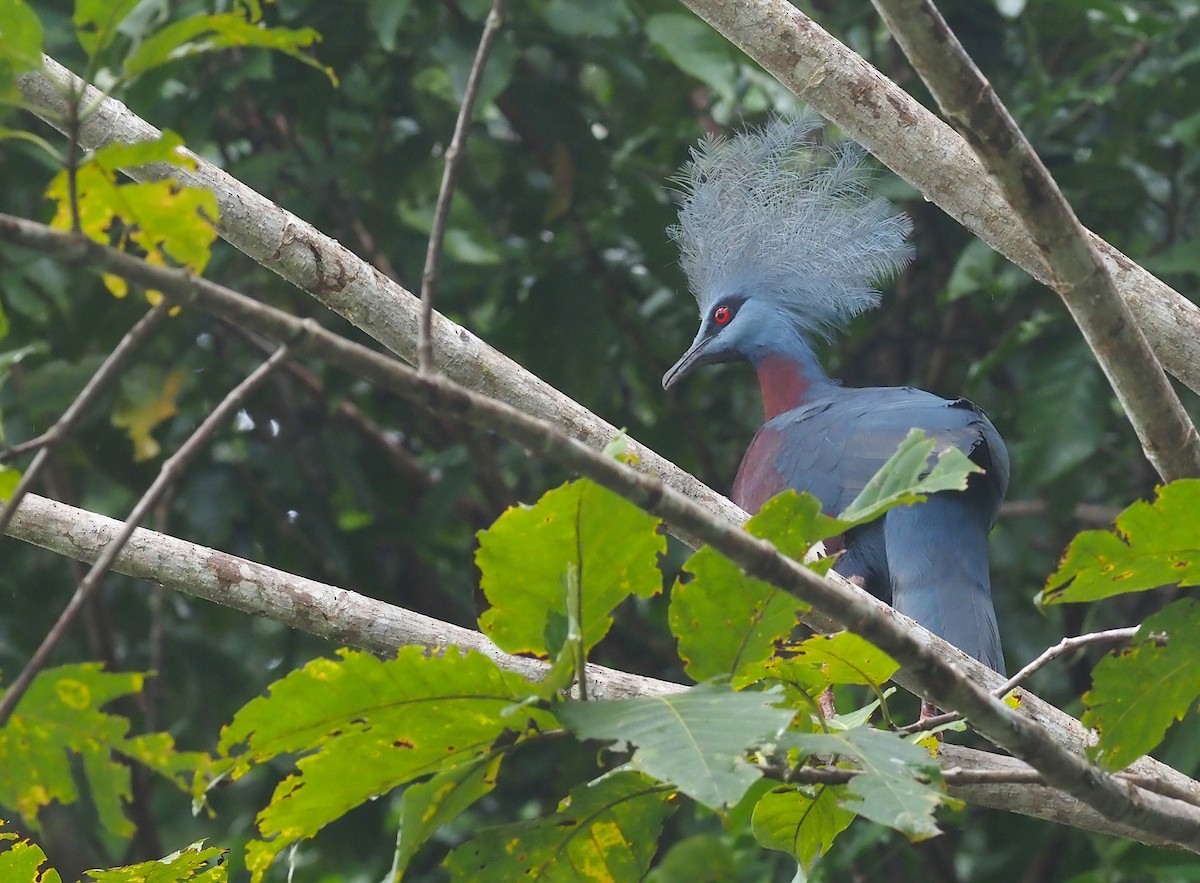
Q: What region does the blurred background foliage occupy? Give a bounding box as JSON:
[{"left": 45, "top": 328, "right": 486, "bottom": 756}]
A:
[{"left": 2, "top": 0, "right": 1200, "bottom": 879}]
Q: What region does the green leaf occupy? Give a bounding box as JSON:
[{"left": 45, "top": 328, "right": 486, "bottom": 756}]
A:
[
  {"left": 394, "top": 755, "right": 502, "bottom": 878},
  {"left": 73, "top": 0, "right": 139, "bottom": 58},
  {"left": 785, "top": 728, "right": 946, "bottom": 840},
  {"left": 0, "top": 0, "right": 44, "bottom": 102},
  {"left": 1082, "top": 599, "right": 1200, "bottom": 771},
  {"left": 443, "top": 771, "right": 674, "bottom": 882},
  {"left": 644, "top": 14, "right": 738, "bottom": 100},
  {"left": 83, "top": 842, "right": 227, "bottom": 882},
  {"left": 751, "top": 784, "right": 855, "bottom": 871},
  {"left": 670, "top": 492, "right": 822, "bottom": 684},
  {"left": 207, "top": 647, "right": 551, "bottom": 883},
  {"left": 644, "top": 833, "right": 738, "bottom": 883},
  {"left": 556, "top": 682, "right": 794, "bottom": 810},
  {"left": 0, "top": 664, "right": 204, "bottom": 838},
  {"left": 837, "top": 429, "right": 982, "bottom": 526},
  {"left": 110, "top": 367, "right": 186, "bottom": 461},
  {"left": 543, "top": 0, "right": 633, "bottom": 38},
  {"left": 0, "top": 466, "right": 19, "bottom": 499},
  {"left": 0, "top": 823, "right": 63, "bottom": 883},
  {"left": 764, "top": 632, "right": 899, "bottom": 690},
  {"left": 123, "top": 12, "right": 332, "bottom": 84},
  {"left": 1041, "top": 480, "right": 1200, "bottom": 605},
  {"left": 368, "top": 0, "right": 413, "bottom": 52},
  {"left": 476, "top": 478, "right": 664, "bottom": 658}
]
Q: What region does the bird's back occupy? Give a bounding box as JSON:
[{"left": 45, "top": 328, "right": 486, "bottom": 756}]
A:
[{"left": 732, "top": 384, "right": 1009, "bottom": 672}]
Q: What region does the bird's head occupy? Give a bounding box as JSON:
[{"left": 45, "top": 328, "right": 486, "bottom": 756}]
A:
[{"left": 662, "top": 114, "right": 913, "bottom": 391}]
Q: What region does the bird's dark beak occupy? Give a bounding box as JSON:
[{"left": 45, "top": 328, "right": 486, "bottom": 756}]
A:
[{"left": 662, "top": 328, "right": 715, "bottom": 390}]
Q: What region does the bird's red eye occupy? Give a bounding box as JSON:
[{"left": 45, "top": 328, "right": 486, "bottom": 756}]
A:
[{"left": 713, "top": 305, "right": 732, "bottom": 325}]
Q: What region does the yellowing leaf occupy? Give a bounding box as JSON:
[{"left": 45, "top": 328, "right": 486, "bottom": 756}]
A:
[{"left": 111, "top": 368, "right": 185, "bottom": 461}]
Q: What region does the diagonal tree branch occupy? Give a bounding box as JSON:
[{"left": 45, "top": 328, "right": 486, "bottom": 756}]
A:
[
  {"left": 0, "top": 344, "right": 292, "bottom": 725},
  {"left": 4, "top": 216, "right": 1200, "bottom": 850},
  {"left": 673, "top": 0, "right": 1200, "bottom": 396},
  {"left": 16, "top": 57, "right": 748, "bottom": 545},
  {"left": 869, "top": 0, "right": 1200, "bottom": 481},
  {"left": 0, "top": 491, "right": 1188, "bottom": 850}
]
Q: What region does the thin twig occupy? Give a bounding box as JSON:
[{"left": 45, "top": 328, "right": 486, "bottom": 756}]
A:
[
  {"left": 870, "top": 0, "right": 1200, "bottom": 482},
  {"left": 899, "top": 627, "right": 1140, "bottom": 735},
  {"left": 0, "top": 301, "right": 171, "bottom": 535},
  {"left": 0, "top": 344, "right": 291, "bottom": 726},
  {"left": 418, "top": 0, "right": 506, "bottom": 373},
  {"left": 5, "top": 219, "right": 1200, "bottom": 849}
]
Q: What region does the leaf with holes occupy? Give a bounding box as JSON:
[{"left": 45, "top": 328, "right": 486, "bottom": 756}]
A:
[
  {"left": 477, "top": 478, "right": 664, "bottom": 660},
  {"left": 556, "top": 681, "right": 794, "bottom": 810},
  {"left": 204, "top": 647, "right": 552, "bottom": 883},
  {"left": 0, "top": 823, "right": 62, "bottom": 883},
  {"left": 1041, "top": 480, "right": 1200, "bottom": 605},
  {"left": 84, "top": 842, "right": 227, "bottom": 882},
  {"left": 1083, "top": 598, "right": 1200, "bottom": 771},
  {"left": 752, "top": 784, "right": 855, "bottom": 870},
  {"left": 764, "top": 632, "right": 899, "bottom": 691},
  {"left": 444, "top": 771, "right": 675, "bottom": 882},
  {"left": 670, "top": 492, "right": 824, "bottom": 684}
]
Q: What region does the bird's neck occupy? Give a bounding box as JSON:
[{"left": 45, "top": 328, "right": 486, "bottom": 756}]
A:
[{"left": 752, "top": 344, "right": 831, "bottom": 421}]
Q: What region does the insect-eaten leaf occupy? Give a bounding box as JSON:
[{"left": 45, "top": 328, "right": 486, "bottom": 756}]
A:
[
  {"left": 1041, "top": 479, "right": 1200, "bottom": 605},
  {"left": 1083, "top": 598, "right": 1200, "bottom": 771},
  {"left": 476, "top": 478, "right": 664, "bottom": 660},
  {"left": 83, "top": 841, "right": 227, "bottom": 882},
  {"left": 206, "top": 647, "right": 550, "bottom": 883},
  {"left": 556, "top": 681, "right": 793, "bottom": 811},
  {"left": 443, "top": 771, "right": 675, "bottom": 882}
]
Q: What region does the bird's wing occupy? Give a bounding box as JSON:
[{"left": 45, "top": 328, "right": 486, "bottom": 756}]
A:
[{"left": 732, "top": 386, "right": 1008, "bottom": 518}]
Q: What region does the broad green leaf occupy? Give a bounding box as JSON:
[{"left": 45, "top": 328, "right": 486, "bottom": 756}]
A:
[
  {"left": 1082, "top": 599, "right": 1200, "bottom": 771},
  {"left": 368, "top": 0, "right": 413, "bottom": 52},
  {"left": 1041, "top": 480, "right": 1200, "bottom": 605},
  {"left": 394, "top": 755, "right": 502, "bottom": 878},
  {"left": 766, "top": 632, "right": 899, "bottom": 689},
  {"left": 84, "top": 842, "right": 227, "bottom": 882},
  {"left": 73, "top": 0, "right": 140, "bottom": 57},
  {"left": 443, "top": 771, "right": 675, "bottom": 882},
  {"left": 123, "top": 13, "right": 332, "bottom": 84},
  {"left": 786, "top": 727, "right": 946, "bottom": 839},
  {"left": 207, "top": 648, "right": 551, "bottom": 883},
  {"left": 0, "top": 664, "right": 204, "bottom": 838},
  {"left": 0, "top": 823, "right": 63, "bottom": 883},
  {"left": 0, "top": 0, "right": 43, "bottom": 102},
  {"left": 556, "top": 682, "right": 794, "bottom": 810},
  {"left": 751, "top": 784, "right": 855, "bottom": 871},
  {"left": 476, "top": 478, "right": 664, "bottom": 658},
  {"left": 111, "top": 367, "right": 186, "bottom": 461},
  {"left": 644, "top": 833, "right": 738, "bottom": 883},
  {"left": 670, "top": 492, "right": 822, "bottom": 684},
  {"left": 837, "top": 429, "right": 981, "bottom": 526},
  {"left": 645, "top": 14, "right": 738, "bottom": 101},
  {"left": 44, "top": 132, "right": 219, "bottom": 302}
]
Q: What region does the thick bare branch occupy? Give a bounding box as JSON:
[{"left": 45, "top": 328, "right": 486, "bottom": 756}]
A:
[
  {"left": 16, "top": 57, "right": 747, "bottom": 544},
  {"left": 4, "top": 217, "right": 1200, "bottom": 849},
  {"left": 674, "top": 0, "right": 1200, "bottom": 396},
  {"left": 869, "top": 0, "right": 1200, "bottom": 481},
  {"left": 0, "top": 490, "right": 1189, "bottom": 849}
]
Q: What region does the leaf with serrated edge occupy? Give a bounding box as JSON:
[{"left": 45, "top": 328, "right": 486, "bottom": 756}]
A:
[
  {"left": 752, "top": 784, "right": 854, "bottom": 870},
  {"left": 0, "top": 824, "right": 63, "bottom": 883},
  {"left": 444, "top": 771, "right": 675, "bottom": 882},
  {"left": 394, "top": 755, "right": 502, "bottom": 877},
  {"left": 770, "top": 632, "right": 899, "bottom": 688},
  {"left": 1083, "top": 598, "right": 1200, "bottom": 771},
  {"left": 838, "top": 429, "right": 981, "bottom": 526},
  {"left": 477, "top": 479, "right": 664, "bottom": 658},
  {"left": 670, "top": 493, "right": 820, "bottom": 684},
  {"left": 84, "top": 841, "right": 227, "bottom": 882},
  {"left": 1041, "top": 480, "right": 1200, "bottom": 605},
  {"left": 207, "top": 647, "right": 551, "bottom": 883},
  {"left": 557, "top": 682, "right": 794, "bottom": 810}
]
